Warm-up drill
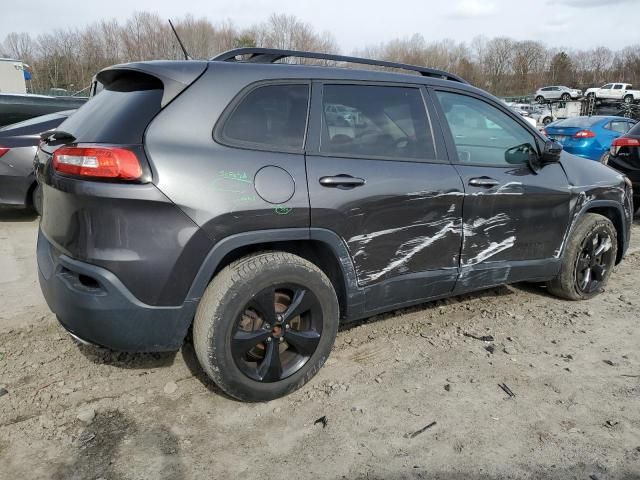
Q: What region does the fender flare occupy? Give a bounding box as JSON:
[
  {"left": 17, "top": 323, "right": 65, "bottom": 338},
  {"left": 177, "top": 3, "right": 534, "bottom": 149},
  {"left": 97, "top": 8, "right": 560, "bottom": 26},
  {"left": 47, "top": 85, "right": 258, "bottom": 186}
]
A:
[
  {"left": 183, "top": 228, "right": 365, "bottom": 318},
  {"left": 560, "top": 199, "right": 628, "bottom": 262}
]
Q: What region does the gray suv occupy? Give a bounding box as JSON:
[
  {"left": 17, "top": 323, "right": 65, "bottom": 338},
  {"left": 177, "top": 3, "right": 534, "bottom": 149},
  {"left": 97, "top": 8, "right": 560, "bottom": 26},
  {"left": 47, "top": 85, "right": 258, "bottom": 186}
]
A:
[
  {"left": 535, "top": 85, "right": 582, "bottom": 103},
  {"left": 35, "top": 48, "right": 632, "bottom": 401}
]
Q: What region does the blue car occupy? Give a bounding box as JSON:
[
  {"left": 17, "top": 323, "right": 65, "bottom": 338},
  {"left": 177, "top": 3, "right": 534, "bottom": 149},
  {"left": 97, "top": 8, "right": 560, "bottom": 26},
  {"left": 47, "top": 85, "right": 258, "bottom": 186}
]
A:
[{"left": 544, "top": 116, "right": 637, "bottom": 162}]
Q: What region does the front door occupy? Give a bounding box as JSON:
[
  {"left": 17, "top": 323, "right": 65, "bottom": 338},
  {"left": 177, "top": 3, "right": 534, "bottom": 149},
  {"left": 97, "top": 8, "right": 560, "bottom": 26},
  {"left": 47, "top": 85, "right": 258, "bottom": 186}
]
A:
[
  {"left": 432, "top": 89, "right": 572, "bottom": 291},
  {"left": 306, "top": 83, "right": 465, "bottom": 312}
]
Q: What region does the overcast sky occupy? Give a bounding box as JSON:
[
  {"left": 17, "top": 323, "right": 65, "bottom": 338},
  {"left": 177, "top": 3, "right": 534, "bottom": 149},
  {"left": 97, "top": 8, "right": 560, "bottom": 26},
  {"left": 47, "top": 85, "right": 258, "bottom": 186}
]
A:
[{"left": 2, "top": 0, "right": 639, "bottom": 52}]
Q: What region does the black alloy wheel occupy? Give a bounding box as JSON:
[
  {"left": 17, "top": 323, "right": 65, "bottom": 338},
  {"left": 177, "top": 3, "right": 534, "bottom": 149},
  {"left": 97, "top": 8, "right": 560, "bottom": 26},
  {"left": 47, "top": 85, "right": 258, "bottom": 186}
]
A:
[
  {"left": 231, "top": 284, "right": 323, "bottom": 383},
  {"left": 574, "top": 229, "right": 614, "bottom": 295}
]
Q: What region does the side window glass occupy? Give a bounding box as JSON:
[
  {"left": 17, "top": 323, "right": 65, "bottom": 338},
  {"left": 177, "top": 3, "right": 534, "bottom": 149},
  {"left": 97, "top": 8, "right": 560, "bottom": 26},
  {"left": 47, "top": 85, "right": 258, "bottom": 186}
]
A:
[
  {"left": 602, "top": 84, "right": 613, "bottom": 90},
  {"left": 613, "top": 84, "right": 623, "bottom": 90},
  {"left": 609, "top": 121, "right": 630, "bottom": 134},
  {"left": 435, "top": 91, "right": 537, "bottom": 166},
  {"left": 319, "top": 85, "right": 435, "bottom": 160},
  {"left": 219, "top": 84, "right": 309, "bottom": 151}
]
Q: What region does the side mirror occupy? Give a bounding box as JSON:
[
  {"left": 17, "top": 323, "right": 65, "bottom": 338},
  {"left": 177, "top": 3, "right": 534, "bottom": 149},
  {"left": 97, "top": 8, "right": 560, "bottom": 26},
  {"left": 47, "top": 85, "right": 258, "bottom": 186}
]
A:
[
  {"left": 541, "top": 140, "right": 563, "bottom": 163},
  {"left": 505, "top": 143, "right": 538, "bottom": 165}
]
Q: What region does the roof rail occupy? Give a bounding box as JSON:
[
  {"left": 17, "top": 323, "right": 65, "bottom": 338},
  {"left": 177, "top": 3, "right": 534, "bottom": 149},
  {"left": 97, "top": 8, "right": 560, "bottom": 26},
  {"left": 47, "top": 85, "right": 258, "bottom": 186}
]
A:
[{"left": 211, "top": 48, "right": 468, "bottom": 84}]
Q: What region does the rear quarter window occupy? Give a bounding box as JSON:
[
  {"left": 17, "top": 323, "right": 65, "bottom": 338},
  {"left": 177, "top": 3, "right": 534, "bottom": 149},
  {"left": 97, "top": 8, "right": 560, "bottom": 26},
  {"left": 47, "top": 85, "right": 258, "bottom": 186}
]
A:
[{"left": 216, "top": 83, "right": 310, "bottom": 152}]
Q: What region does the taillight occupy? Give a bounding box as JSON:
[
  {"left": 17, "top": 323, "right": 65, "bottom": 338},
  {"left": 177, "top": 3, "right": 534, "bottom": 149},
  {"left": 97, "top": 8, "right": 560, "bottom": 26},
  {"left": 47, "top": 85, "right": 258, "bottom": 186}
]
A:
[
  {"left": 0, "top": 146, "right": 9, "bottom": 158},
  {"left": 612, "top": 137, "right": 640, "bottom": 147},
  {"left": 52, "top": 146, "right": 142, "bottom": 180},
  {"left": 541, "top": 129, "right": 548, "bottom": 137},
  {"left": 574, "top": 130, "right": 596, "bottom": 139}
]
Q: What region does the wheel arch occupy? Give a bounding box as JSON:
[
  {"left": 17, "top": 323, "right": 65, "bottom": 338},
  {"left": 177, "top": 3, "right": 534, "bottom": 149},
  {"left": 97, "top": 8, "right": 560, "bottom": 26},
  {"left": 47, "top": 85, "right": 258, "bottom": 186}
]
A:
[
  {"left": 580, "top": 201, "right": 627, "bottom": 264},
  {"left": 184, "top": 228, "right": 363, "bottom": 321}
]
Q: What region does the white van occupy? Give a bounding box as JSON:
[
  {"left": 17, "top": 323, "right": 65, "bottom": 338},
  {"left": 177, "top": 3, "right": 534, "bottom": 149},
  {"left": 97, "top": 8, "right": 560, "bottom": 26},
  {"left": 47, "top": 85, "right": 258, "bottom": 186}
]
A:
[{"left": 0, "top": 58, "right": 27, "bottom": 94}]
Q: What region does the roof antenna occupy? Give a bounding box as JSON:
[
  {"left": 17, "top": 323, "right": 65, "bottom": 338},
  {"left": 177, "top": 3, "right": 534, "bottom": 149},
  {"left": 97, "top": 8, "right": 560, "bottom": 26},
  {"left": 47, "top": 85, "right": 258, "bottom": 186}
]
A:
[{"left": 168, "top": 19, "right": 191, "bottom": 60}]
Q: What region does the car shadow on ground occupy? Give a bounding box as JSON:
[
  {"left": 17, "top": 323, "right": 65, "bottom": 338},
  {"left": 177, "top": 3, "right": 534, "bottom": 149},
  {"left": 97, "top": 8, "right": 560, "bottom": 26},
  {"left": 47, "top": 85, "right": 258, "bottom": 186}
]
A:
[
  {"left": 180, "top": 341, "right": 236, "bottom": 400},
  {"left": 0, "top": 208, "right": 37, "bottom": 222},
  {"left": 75, "top": 342, "right": 178, "bottom": 371}
]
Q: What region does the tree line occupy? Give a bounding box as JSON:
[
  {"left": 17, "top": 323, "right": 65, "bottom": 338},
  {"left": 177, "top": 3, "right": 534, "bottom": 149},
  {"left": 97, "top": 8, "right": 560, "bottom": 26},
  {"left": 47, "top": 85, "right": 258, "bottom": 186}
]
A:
[{"left": 2, "top": 11, "right": 639, "bottom": 97}]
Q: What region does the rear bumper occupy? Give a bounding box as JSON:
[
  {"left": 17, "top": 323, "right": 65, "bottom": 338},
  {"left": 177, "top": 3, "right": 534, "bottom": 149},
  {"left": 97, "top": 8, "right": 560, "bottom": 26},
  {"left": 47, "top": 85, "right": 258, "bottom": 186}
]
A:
[{"left": 37, "top": 230, "right": 196, "bottom": 352}]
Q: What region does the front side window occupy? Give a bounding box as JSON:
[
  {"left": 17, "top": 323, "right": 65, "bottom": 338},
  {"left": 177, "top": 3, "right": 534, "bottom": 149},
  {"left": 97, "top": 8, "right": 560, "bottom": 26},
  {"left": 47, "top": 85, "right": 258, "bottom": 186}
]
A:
[
  {"left": 602, "top": 84, "right": 613, "bottom": 90},
  {"left": 319, "top": 85, "right": 435, "bottom": 160},
  {"left": 219, "top": 84, "right": 309, "bottom": 151},
  {"left": 435, "top": 91, "right": 537, "bottom": 166}
]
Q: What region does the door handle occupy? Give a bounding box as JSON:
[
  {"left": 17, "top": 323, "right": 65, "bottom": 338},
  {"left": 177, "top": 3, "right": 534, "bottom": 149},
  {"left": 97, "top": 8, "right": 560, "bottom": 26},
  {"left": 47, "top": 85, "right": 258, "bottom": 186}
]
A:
[
  {"left": 319, "top": 175, "right": 365, "bottom": 188},
  {"left": 468, "top": 177, "right": 499, "bottom": 188}
]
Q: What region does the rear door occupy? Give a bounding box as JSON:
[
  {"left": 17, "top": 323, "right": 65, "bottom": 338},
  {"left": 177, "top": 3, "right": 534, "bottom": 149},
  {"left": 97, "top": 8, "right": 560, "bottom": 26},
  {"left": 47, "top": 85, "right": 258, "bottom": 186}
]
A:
[
  {"left": 432, "top": 88, "right": 571, "bottom": 291},
  {"left": 306, "top": 82, "right": 464, "bottom": 311}
]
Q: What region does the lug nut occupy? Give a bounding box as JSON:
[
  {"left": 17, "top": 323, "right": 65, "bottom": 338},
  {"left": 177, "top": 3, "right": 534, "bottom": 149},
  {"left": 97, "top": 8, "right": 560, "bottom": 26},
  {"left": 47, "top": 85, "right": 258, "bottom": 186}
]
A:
[
  {"left": 277, "top": 314, "right": 284, "bottom": 322},
  {"left": 264, "top": 323, "right": 271, "bottom": 329},
  {"left": 285, "top": 324, "right": 290, "bottom": 329},
  {"left": 279, "top": 337, "right": 284, "bottom": 343},
  {"left": 266, "top": 337, "right": 272, "bottom": 343}
]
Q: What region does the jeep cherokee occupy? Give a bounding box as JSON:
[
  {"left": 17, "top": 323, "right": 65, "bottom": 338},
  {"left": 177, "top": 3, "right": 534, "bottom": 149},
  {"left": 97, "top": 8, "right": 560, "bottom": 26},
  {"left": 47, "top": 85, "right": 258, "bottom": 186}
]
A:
[{"left": 35, "top": 48, "right": 633, "bottom": 401}]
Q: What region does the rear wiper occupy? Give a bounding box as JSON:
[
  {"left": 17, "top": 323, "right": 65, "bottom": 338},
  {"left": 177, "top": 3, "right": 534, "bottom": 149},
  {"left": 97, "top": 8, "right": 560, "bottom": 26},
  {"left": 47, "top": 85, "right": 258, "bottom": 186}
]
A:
[{"left": 40, "top": 129, "right": 76, "bottom": 144}]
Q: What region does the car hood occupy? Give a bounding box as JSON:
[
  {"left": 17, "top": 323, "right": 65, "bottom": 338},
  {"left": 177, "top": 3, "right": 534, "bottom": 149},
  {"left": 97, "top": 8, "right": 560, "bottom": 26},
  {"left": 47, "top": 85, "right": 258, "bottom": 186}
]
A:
[{"left": 560, "top": 151, "right": 625, "bottom": 190}]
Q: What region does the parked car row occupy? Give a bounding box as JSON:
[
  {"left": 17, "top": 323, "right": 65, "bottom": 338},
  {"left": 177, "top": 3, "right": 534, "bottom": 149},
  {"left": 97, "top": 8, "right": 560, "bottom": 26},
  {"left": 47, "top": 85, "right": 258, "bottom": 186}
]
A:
[{"left": 535, "top": 83, "right": 640, "bottom": 105}]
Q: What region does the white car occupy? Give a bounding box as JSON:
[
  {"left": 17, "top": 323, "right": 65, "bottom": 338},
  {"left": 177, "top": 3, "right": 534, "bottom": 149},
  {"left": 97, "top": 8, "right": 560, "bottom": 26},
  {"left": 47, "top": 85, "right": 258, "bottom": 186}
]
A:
[
  {"left": 584, "top": 83, "right": 640, "bottom": 104},
  {"left": 534, "top": 86, "right": 582, "bottom": 103}
]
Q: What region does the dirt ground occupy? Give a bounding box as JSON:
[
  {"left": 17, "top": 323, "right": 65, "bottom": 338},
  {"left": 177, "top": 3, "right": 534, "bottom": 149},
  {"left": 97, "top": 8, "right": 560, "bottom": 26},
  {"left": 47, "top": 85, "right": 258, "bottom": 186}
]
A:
[{"left": 0, "top": 210, "right": 639, "bottom": 480}]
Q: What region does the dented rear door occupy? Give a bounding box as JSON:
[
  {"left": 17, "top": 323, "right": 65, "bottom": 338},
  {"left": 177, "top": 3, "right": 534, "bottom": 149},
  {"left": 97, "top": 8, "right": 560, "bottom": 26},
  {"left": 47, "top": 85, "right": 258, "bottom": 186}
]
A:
[{"left": 306, "top": 82, "right": 464, "bottom": 307}]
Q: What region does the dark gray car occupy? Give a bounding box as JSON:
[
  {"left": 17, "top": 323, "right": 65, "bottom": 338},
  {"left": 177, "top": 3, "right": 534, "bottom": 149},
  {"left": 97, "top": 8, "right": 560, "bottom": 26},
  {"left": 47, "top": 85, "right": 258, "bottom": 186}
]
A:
[
  {"left": 35, "top": 49, "right": 633, "bottom": 401},
  {"left": 0, "top": 110, "right": 74, "bottom": 213}
]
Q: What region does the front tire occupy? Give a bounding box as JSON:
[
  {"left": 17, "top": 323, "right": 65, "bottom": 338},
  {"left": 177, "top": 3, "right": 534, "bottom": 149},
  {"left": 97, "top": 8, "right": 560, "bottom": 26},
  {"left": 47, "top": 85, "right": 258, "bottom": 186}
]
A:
[
  {"left": 624, "top": 95, "right": 633, "bottom": 104},
  {"left": 536, "top": 96, "right": 545, "bottom": 104},
  {"left": 547, "top": 213, "right": 617, "bottom": 300},
  {"left": 561, "top": 93, "right": 571, "bottom": 101},
  {"left": 193, "top": 252, "right": 339, "bottom": 401}
]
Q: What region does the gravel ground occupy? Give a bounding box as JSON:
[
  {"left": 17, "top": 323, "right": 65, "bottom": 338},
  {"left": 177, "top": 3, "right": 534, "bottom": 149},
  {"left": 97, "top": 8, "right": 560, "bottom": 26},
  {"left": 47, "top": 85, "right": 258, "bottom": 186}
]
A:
[{"left": 1, "top": 211, "right": 639, "bottom": 480}]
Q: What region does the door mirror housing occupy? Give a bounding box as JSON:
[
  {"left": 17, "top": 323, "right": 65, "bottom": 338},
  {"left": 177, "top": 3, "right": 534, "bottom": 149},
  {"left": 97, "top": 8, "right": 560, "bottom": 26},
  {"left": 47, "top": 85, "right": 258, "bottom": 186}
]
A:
[{"left": 541, "top": 140, "right": 563, "bottom": 163}]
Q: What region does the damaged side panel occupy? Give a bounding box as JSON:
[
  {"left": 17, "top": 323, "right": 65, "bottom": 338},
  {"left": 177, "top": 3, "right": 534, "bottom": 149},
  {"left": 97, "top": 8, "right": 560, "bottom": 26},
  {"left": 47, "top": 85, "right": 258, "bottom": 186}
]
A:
[
  {"left": 306, "top": 156, "right": 465, "bottom": 295},
  {"left": 454, "top": 162, "right": 571, "bottom": 292}
]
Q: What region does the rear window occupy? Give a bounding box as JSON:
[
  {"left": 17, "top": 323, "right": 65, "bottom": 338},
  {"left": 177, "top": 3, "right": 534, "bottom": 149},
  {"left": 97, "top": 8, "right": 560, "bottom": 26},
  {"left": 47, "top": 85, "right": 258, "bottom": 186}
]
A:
[
  {"left": 57, "top": 73, "right": 163, "bottom": 144},
  {"left": 552, "top": 117, "right": 603, "bottom": 128},
  {"left": 217, "top": 84, "right": 310, "bottom": 151}
]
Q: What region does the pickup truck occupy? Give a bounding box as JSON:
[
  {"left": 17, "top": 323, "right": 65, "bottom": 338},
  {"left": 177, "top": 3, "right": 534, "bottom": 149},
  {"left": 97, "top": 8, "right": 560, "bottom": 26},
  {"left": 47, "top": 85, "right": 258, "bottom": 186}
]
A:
[{"left": 585, "top": 83, "right": 640, "bottom": 104}]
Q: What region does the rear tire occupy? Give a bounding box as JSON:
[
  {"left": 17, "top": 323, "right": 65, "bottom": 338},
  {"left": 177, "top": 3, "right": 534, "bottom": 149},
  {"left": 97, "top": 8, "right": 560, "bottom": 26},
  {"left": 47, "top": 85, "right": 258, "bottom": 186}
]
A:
[
  {"left": 193, "top": 251, "right": 339, "bottom": 401},
  {"left": 624, "top": 95, "right": 633, "bottom": 104},
  {"left": 32, "top": 184, "right": 43, "bottom": 216},
  {"left": 547, "top": 213, "right": 617, "bottom": 300},
  {"left": 599, "top": 152, "right": 610, "bottom": 165},
  {"left": 542, "top": 116, "right": 553, "bottom": 126}
]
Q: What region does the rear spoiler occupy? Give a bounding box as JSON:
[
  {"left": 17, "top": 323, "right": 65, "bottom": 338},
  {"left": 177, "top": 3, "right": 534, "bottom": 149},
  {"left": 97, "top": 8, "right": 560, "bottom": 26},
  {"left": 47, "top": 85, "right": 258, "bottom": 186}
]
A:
[{"left": 96, "top": 61, "right": 208, "bottom": 107}]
